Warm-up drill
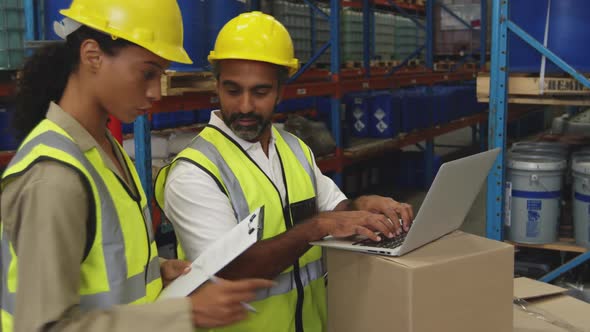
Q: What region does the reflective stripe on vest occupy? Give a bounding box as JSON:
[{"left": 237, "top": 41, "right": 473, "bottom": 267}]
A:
[
  {"left": 1, "top": 230, "right": 15, "bottom": 315},
  {"left": 155, "top": 124, "right": 325, "bottom": 331},
  {"left": 1, "top": 129, "right": 160, "bottom": 316},
  {"left": 278, "top": 128, "right": 317, "bottom": 196},
  {"left": 180, "top": 127, "right": 317, "bottom": 224},
  {"left": 255, "top": 259, "right": 324, "bottom": 301},
  {"left": 187, "top": 136, "right": 251, "bottom": 221}
]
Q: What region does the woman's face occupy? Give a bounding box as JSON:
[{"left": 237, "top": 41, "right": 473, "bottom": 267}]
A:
[{"left": 93, "top": 44, "right": 169, "bottom": 124}]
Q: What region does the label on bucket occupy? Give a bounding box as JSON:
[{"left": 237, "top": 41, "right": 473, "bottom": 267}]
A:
[
  {"left": 504, "top": 182, "right": 512, "bottom": 226},
  {"left": 526, "top": 200, "right": 542, "bottom": 238},
  {"left": 527, "top": 200, "right": 542, "bottom": 211}
]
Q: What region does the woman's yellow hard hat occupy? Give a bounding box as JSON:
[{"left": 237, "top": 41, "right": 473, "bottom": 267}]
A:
[{"left": 60, "top": 0, "right": 192, "bottom": 64}]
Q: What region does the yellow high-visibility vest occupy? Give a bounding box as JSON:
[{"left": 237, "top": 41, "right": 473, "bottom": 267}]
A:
[
  {"left": 156, "top": 125, "right": 326, "bottom": 332},
  {"left": 1, "top": 119, "right": 162, "bottom": 332}
]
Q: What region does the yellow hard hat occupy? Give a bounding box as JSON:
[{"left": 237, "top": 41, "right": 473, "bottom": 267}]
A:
[
  {"left": 208, "top": 11, "right": 299, "bottom": 76},
  {"left": 60, "top": 0, "right": 192, "bottom": 64}
]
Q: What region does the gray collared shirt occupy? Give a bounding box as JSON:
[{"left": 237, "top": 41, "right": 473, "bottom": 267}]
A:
[{"left": 1, "top": 102, "right": 192, "bottom": 332}]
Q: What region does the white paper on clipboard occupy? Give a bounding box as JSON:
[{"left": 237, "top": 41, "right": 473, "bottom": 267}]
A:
[{"left": 158, "top": 206, "right": 263, "bottom": 300}]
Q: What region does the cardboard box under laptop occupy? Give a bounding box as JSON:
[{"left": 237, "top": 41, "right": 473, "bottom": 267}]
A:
[
  {"left": 513, "top": 277, "right": 590, "bottom": 332},
  {"left": 327, "top": 231, "right": 514, "bottom": 332}
]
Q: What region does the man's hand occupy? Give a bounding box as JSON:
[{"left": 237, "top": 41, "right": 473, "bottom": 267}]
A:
[
  {"left": 313, "top": 210, "right": 400, "bottom": 241},
  {"left": 351, "top": 195, "right": 414, "bottom": 233},
  {"left": 160, "top": 259, "right": 191, "bottom": 288},
  {"left": 189, "top": 278, "right": 274, "bottom": 328}
]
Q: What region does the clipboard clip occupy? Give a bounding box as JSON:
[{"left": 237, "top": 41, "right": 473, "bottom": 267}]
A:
[{"left": 247, "top": 206, "right": 264, "bottom": 237}]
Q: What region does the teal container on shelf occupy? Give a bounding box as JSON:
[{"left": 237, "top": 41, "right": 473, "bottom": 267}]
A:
[{"left": 0, "top": 0, "right": 26, "bottom": 69}]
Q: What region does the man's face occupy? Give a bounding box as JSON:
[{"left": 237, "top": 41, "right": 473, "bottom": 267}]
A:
[{"left": 216, "top": 59, "right": 283, "bottom": 142}]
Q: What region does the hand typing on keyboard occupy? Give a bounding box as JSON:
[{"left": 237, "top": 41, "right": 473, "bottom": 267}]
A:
[
  {"left": 352, "top": 222, "right": 412, "bottom": 249},
  {"left": 347, "top": 195, "right": 414, "bottom": 234}
]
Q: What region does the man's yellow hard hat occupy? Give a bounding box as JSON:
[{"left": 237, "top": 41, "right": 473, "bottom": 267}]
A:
[
  {"left": 208, "top": 11, "right": 299, "bottom": 76},
  {"left": 60, "top": 0, "right": 192, "bottom": 64}
]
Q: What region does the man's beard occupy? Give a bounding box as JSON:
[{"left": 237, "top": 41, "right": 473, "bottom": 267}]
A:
[{"left": 222, "top": 112, "right": 270, "bottom": 141}]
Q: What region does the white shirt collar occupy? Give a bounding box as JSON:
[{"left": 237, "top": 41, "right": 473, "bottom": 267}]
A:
[{"left": 208, "top": 110, "right": 276, "bottom": 152}]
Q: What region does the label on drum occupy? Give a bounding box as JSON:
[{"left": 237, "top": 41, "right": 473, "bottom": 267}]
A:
[
  {"left": 504, "top": 182, "right": 512, "bottom": 226},
  {"left": 526, "top": 199, "right": 542, "bottom": 238}
]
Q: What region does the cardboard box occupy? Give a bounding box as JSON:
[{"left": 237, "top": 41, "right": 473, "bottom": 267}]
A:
[
  {"left": 513, "top": 277, "right": 590, "bottom": 332},
  {"left": 326, "top": 231, "right": 514, "bottom": 332}
]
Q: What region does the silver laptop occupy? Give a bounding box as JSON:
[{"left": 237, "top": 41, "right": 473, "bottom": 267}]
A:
[{"left": 310, "top": 148, "right": 500, "bottom": 256}]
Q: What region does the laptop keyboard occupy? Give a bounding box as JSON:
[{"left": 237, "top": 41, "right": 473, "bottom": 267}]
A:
[{"left": 353, "top": 231, "right": 408, "bottom": 249}]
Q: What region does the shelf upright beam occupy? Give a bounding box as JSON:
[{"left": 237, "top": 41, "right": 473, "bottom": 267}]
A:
[
  {"left": 311, "top": 5, "right": 317, "bottom": 56},
  {"left": 425, "top": 83, "right": 434, "bottom": 187},
  {"left": 363, "top": 0, "right": 371, "bottom": 77},
  {"left": 486, "top": 0, "right": 509, "bottom": 241},
  {"left": 330, "top": 0, "right": 343, "bottom": 187},
  {"left": 134, "top": 115, "right": 153, "bottom": 207},
  {"left": 23, "top": 0, "right": 35, "bottom": 55},
  {"left": 425, "top": 0, "right": 434, "bottom": 69},
  {"left": 480, "top": 0, "right": 487, "bottom": 68}
]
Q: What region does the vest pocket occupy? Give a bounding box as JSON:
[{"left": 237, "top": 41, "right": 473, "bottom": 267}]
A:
[{"left": 289, "top": 197, "right": 318, "bottom": 225}]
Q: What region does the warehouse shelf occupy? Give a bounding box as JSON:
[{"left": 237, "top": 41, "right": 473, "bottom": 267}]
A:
[
  {"left": 477, "top": 73, "right": 590, "bottom": 106},
  {"left": 340, "top": 0, "right": 425, "bottom": 12},
  {"left": 315, "top": 105, "right": 537, "bottom": 173},
  {"left": 125, "top": 0, "right": 490, "bottom": 200},
  {"left": 150, "top": 70, "right": 476, "bottom": 113},
  {"left": 11, "top": 0, "right": 489, "bottom": 214},
  {"left": 507, "top": 240, "right": 588, "bottom": 254},
  {"left": 486, "top": 0, "right": 590, "bottom": 283}
]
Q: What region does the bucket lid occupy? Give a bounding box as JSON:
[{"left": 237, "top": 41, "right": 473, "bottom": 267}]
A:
[
  {"left": 512, "top": 141, "right": 568, "bottom": 151},
  {"left": 507, "top": 153, "right": 567, "bottom": 171},
  {"left": 572, "top": 157, "right": 590, "bottom": 175},
  {"left": 510, "top": 146, "right": 568, "bottom": 157}
]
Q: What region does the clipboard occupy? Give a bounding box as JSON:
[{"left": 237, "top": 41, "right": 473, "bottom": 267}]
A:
[{"left": 158, "top": 206, "right": 263, "bottom": 300}]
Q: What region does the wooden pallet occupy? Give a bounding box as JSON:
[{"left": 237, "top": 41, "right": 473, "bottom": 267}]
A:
[
  {"left": 407, "top": 59, "right": 423, "bottom": 67},
  {"left": 506, "top": 238, "right": 588, "bottom": 253},
  {"left": 477, "top": 73, "right": 590, "bottom": 106},
  {"left": 160, "top": 71, "right": 216, "bottom": 96},
  {"left": 400, "top": 0, "right": 425, "bottom": 6},
  {"left": 343, "top": 61, "right": 363, "bottom": 69},
  {"left": 370, "top": 60, "right": 400, "bottom": 68},
  {"left": 433, "top": 61, "right": 456, "bottom": 72}
]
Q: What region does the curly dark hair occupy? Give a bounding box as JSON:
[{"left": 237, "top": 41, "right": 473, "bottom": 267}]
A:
[{"left": 13, "top": 26, "right": 133, "bottom": 139}]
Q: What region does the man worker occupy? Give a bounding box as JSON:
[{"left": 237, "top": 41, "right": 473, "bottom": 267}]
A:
[{"left": 155, "top": 11, "right": 414, "bottom": 331}]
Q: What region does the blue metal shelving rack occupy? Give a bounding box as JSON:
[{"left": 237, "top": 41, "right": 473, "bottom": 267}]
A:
[
  {"left": 486, "top": 0, "right": 590, "bottom": 283},
  {"left": 17, "top": 0, "right": 488, "bottom": 211}
]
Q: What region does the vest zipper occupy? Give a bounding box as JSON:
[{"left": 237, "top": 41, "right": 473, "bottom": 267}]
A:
[
  {"left": 112, "top": 171, "right": 152, "bottom": 284},
  {"left": 276, "top": 149, "right": 305, "bottom": 332},
  {"left": 209, "top": 125, "right": 307, "bottom": 331}
]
